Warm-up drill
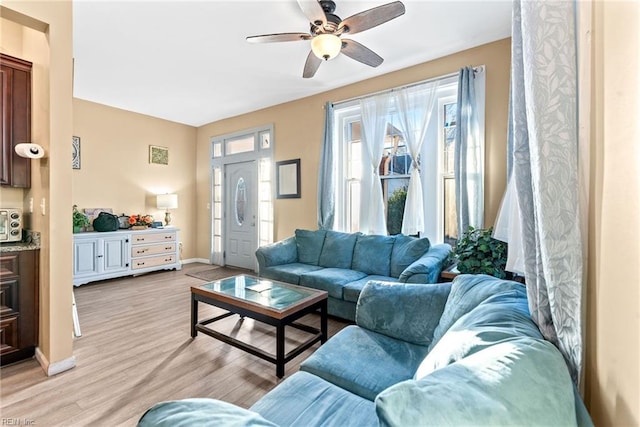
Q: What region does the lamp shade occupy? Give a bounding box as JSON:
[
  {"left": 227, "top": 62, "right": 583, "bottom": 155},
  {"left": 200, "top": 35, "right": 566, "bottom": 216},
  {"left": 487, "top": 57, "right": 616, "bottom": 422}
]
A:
[
  {"left": 157, "top": 193, "right": 178, "bottom": 209},
  {"left": 311, "top": 34, "right": 342, "bottom": 61}
]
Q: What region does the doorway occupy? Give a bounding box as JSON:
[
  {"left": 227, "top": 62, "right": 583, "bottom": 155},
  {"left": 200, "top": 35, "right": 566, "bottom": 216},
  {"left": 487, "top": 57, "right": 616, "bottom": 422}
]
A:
[{"left": 224, "top": 161, "right": 257, "bottom": 270}]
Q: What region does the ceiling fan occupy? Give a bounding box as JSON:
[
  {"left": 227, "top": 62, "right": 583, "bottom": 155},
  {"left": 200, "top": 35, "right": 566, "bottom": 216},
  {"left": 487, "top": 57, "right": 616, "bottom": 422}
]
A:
[{"left": 246, "top": 0, "right": 406, "bottom": 78}]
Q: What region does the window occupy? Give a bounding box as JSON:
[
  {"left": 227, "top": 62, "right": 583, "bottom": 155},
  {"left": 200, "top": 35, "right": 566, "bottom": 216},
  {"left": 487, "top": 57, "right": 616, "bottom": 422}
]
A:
[{"left": 333, "top": 76, "right": 474, "bottom": 243}]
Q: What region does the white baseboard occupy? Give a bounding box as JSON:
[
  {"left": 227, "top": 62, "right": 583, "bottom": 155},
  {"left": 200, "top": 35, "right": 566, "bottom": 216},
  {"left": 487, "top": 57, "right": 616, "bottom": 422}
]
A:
[
  {"left": 35, "top": 347, "right": 76, "bottom": 376},
  {"left": 182, "top": 258, "right": 210, "bottom": 265}
]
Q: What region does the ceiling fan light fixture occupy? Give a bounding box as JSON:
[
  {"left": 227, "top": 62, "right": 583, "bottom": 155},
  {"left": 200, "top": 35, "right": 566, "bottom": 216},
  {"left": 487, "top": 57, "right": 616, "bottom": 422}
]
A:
[{"left": 311, "top": 34, "right": 342, "bottom": 61}]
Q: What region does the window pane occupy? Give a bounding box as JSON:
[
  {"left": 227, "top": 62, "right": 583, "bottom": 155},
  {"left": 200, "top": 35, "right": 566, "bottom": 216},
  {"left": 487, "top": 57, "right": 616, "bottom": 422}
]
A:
[
  {"left": 259, "top": 131, "right": 270, "bottom": 149},
  {"left": 213, "top": 142, "right": 222, "bottom": 158},
  {"left": 348, "top": 180, "right": 360, "bottom": 232},
  {"left": 384, "top": 179, "right": 409, "bottom": 235},
  {"left": 443, "top": 176, "right": 457, "bottom": 245},
  {"left": 225, "top": 135, "right": 255, "bottom": 154}
]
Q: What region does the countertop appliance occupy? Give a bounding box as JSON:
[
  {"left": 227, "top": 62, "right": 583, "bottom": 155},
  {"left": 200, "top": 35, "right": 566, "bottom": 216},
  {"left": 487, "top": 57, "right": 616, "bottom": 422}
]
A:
[{"left": 0, "top": 208, "right": 22, "bottom": 242}]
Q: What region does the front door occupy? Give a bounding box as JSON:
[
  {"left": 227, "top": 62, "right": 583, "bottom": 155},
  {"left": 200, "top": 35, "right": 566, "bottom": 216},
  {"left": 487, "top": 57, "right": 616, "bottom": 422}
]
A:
[{"left": 225, "top": 161, "right": 257, "bottom": 270}]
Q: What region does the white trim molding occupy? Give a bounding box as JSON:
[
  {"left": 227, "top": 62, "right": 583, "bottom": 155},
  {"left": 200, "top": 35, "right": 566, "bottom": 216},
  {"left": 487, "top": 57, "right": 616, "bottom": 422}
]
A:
[
  {"left": 35, "top": 347, "right": 76, "bottom": 376},
  {"left": 181, "top": 258, "right": 211, "bottom": 265}
]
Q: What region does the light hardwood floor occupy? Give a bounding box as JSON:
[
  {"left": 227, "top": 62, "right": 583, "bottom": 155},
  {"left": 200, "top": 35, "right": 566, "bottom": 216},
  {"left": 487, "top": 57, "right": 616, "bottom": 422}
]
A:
[{"left": 0, "top": 263, "right": 350, "bottom": 426}]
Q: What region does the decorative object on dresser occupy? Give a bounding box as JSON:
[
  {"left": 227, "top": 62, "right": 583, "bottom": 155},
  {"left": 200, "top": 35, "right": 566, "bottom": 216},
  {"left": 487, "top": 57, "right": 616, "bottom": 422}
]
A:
[
  {"left": 72, "top": 205, "right": 90, "bottom": 233},
  {"left": 72, "top": 228, "right": 181, "bottom": 286},
  {"left": 1, "top": 53, "right": 32, "bottom": 188},
  {"left": 0, "top": 249, "right": 39, "bottom": 366},
  {"left": 156, "top": 194, "right": 178, "bottom": 226},
  {"left": 129, "top": 214, "right": 154, "bottom": 230}
]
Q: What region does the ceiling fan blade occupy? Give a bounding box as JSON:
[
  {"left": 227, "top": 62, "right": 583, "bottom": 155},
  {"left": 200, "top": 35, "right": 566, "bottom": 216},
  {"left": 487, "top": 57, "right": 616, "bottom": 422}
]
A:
[
  {"left": 297, "top": 0, "right": 327, "bottom": 27},
  {"left": 247, "top": 33, "right": 312, "bottom": 43},
  {"left": 341, "top": 39, "right": 384, "bottom": 67},
  {"left": 303, "top": 51, "right": 322, "bottom": 78},
  {"left": 339, "top": 1, "right": 406, "bottom": 35}
]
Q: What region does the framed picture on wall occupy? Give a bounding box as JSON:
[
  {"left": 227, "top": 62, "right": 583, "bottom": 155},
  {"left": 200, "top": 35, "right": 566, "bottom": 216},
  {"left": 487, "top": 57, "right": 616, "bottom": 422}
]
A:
[
  {"left": 72, "top": 136, "right": 81, "bottom": 169},
  {"left": 149, "top": 145, "right": 169, "bottom": 165},
  {"left": 276, "top": 158, "right": 301, "bottom": 199}
]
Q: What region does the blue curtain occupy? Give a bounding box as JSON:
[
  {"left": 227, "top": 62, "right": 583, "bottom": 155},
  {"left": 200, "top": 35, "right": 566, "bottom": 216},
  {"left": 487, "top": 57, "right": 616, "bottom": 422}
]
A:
[
  {"left": 505, "top": 0, "right": 584, "bottom": 384},
  {"left": 317, "top": 102, "right": 335, "bottom": 230},
  {"left": 454, "top": 66, "right": 484, "bottom": 236}
]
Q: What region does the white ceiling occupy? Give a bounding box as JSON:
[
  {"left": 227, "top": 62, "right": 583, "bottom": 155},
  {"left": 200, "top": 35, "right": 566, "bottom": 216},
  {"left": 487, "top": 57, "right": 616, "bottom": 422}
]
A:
[{"left": 72, "top": 0, "right": 512, "bottom": 127}]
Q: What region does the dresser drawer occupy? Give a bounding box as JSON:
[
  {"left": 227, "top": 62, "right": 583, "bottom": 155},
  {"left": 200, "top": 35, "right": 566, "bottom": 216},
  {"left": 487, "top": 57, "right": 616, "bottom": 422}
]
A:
[
  {"left": 0, "top": 316, "right": 19, "bottom": 354},
  {"left": 0, "top": 254, "right": 19, "bottom": 278},
  {"left": 0, "top": 278, "right": 19, "bottom": 317},
  {"left": 131, "top": 232, "right": 176, "bottom": 244},
  {"left": 131, "top": 254, "right": 176, "bottom": 270},
  {"left": 131, "top": 242, "right": 176, "bottom": 258}
]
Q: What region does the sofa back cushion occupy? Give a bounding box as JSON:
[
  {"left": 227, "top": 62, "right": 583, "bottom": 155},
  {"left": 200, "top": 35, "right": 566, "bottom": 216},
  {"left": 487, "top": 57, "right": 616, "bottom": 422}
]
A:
[
  {"left": 318, "top": 230, "right": 359, "bottom": 269},
  {"left": 352, "top": 234, "right": 395, "bottom": 276},
  {"left": 295, "top": 229, "right": 326, "bottom": 266},
  {"left": 429, "top": 274, "right": 528, "bottom": 351},
  {"left": 414, "top": 290, "right": 541, "bottom": 379},
  {"left": 375, "top": 338, "right": 577, "bottom": 427},
  {"left": 389, "top": 235, "right": 431, "bottom": 278}
]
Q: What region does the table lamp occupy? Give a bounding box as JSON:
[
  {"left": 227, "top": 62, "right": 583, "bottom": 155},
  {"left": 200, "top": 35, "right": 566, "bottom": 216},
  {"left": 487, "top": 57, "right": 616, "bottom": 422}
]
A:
[{"left": 157, "top": 193, "right": 178, "bottom": 226}]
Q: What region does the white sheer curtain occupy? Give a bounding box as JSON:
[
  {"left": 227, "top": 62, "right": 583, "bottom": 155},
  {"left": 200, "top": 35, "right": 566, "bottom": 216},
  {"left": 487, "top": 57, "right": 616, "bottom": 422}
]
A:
[
  {"left": 494, "top": 0, "right": 583, "bottom": 384},
  {"left": 359, "top": 93, "right": 391, "bottom": 235},
  {"left": 395, "top": 81, "right": 439, "bottom": 236}
]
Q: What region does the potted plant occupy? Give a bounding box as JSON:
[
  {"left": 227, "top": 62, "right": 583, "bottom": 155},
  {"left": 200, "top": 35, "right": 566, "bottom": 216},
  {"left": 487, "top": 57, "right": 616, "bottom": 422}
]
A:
[
  {"left": 453, "top": 226, "right": 509, "bottom": 279},
  {"left": 72, "top": 205, "right": 90, "bottom": 233}
]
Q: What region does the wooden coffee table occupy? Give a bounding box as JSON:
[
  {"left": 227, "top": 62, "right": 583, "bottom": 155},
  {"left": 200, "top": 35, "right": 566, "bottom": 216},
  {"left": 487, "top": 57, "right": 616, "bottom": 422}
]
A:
[{"left": 191, "top": 275, "right": 328, "bottom": 378}]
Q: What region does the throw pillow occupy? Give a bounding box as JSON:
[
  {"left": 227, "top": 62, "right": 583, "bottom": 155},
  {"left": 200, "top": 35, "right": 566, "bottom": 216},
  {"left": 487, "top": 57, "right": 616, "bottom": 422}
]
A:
[
  {"left": 389, "top": 235, "right": 431, "bottom": 278},
  {"left": 376, "top": 338, "right": 577, "bottom": 427},
  {"left": 352, "top": 234, "right": 395, "bottom": 276},
  {"left": 318, "top": 230, "right": 359, "bottom": 269},
  {"left": 294, "top": 229, "right": 326, "bottom": 265}
]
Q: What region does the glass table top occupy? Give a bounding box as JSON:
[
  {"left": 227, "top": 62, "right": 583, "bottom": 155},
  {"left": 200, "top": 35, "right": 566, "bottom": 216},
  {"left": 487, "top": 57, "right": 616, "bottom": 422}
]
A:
[{"left": 199, "top": 275, "right": 321, "bottom": 310}]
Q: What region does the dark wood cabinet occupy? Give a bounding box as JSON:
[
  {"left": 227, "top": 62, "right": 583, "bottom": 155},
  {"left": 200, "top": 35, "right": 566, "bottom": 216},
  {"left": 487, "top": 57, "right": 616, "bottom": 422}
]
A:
[
  {"left": 0, "top": 250, "right": 39, "bottom": 366},
  {"left": 0, "top": 53, "right": 32, "bottom": 188}
]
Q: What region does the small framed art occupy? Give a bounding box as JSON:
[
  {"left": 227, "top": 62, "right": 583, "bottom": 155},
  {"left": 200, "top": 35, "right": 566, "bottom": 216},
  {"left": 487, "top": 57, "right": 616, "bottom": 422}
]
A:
[
  {"left": 72, "top": 136, "right": 81, "bottom": 169},
  {"left": 276, "top": 158, "right": 301, "bottom": 199},
  {"left": 149, "top": 145, "right": 169, "bottom": 165}
]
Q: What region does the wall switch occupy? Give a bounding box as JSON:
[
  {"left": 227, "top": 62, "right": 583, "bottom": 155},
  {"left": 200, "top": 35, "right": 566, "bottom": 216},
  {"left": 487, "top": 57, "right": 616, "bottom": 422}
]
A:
[
  {"left": 40, "top": 198, "right": 46, "bottom": 215},
  {"left": 29, "top": 197, "right": 34, "bottom": 213}
]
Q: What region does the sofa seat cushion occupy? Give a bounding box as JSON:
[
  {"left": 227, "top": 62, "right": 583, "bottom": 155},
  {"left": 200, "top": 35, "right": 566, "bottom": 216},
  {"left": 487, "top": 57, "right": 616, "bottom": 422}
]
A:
[
  {"left": 376, "top": 338, "right": 577, "bottom": 427},
  {"left": 352, "top": 234, "right": 395, "bottom": 276},
  {"left": 261, "top": 263, "right": 323, "bottom": 285},
  {"left": 415, "top": 290, "right": 543, "bottom": 379},
  {"left": 430, "top": 274, "right": 529, "bottom": 350},
  {"left": 251, "top": 371, "right": 378, "bottom": 427},
  {"left": 295, "top": 229, "right": 326, "bottom": 265},
  {"left": 300, "top": 268, "right": 367, "bottom": 299},
  {"left": 139, "top": 398, "right": 277, "bottom": 427},
  {"left": 343, "top": 275, "right": 398, "bottom": 303},
  {"left": 318, "top": 230, "right": 359, "bottom": 269},
  {"left": 390, "top": 235, "right": 431, "bottom": 278},
  {"left": 300, "top": 325, "right": 429, "bottom": 401}
]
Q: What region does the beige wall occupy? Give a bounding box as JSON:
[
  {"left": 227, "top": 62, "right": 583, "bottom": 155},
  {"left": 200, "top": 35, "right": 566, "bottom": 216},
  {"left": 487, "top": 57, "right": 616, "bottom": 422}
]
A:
[
  {"left": 196, "top": 38, "right": 511, "bottom": 259},
  {"left": 586, "top": 1, "right": 640, "bottom": 425},
  {"left": 1, "top": 1, "right": 74, "bottom": 368},
  {"left": 72, "top": 99, "right": 198, "bottom": 260}
]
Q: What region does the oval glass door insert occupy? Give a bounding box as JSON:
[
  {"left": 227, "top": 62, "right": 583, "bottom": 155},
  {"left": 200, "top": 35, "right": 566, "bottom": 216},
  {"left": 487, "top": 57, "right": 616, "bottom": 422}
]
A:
[{"left": 235, "top": 177, "right": 246, "bottom": 226}]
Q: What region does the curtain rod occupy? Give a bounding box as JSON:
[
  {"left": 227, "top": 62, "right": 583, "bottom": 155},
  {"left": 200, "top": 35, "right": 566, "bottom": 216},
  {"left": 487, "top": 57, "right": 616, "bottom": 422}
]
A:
[{"left": 331, "top": 65, "right": 484, "bottom": 107}]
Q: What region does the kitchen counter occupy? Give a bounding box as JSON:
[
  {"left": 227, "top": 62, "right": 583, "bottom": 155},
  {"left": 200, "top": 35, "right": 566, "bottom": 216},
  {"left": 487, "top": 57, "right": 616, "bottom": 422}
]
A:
[{"left": 0, "top": 230, "right": 41, "bottom": 253}]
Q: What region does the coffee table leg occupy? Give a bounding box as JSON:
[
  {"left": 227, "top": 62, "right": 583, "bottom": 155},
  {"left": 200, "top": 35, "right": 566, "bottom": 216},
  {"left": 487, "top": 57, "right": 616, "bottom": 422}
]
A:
[
  {"left": 321, "top": 299, "right": 328, "bottom": 344},
  {"left": 276, "top": 323, "right": 285, "bottom": 378},
  {"left": 191, "top": 294, "right": 198, "bottom": 338}
]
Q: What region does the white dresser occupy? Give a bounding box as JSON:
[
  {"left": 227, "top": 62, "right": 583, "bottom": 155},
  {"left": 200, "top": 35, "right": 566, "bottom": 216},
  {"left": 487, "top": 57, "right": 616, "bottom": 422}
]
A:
[{"left": 73, "top": 228, "right": 181, "bottom": 286}]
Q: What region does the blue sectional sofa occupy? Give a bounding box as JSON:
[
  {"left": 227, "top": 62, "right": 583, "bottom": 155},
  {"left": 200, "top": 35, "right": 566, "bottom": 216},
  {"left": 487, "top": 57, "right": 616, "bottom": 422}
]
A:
[
  {"left": 138, "top": 275, "right": 593, "bottom": 426},
  {"left": 255, "top": 229, "right": 451, "bottom": 321}
]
